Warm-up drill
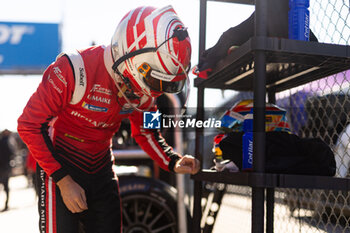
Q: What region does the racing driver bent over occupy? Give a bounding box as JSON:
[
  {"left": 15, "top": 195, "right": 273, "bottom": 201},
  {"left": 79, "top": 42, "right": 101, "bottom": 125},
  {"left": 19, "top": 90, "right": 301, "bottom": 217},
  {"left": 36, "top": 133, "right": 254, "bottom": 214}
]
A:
[{"left": 17, "top": 5, "right": 199, "bottom": 233}]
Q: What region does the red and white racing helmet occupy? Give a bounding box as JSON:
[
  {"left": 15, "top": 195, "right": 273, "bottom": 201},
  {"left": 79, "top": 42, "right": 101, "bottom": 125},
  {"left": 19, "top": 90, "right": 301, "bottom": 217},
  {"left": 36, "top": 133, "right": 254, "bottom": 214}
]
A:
[{"left": 111, "top": 5, "right": 191, "bottom": 102}]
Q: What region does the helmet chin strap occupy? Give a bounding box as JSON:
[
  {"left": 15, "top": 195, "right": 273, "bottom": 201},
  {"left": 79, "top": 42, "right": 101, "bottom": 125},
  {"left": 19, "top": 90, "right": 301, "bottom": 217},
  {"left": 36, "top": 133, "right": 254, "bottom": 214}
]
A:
[{"left": 113, "top": 61, "right": 189, "bottom": 114}]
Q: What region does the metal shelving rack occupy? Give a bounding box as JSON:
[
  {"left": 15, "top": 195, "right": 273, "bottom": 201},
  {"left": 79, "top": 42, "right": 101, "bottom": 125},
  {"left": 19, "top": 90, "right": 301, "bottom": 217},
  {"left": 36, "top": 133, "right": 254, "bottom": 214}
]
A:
[{"left": 191, "top": 0, "right": 350, "bottom": 232}]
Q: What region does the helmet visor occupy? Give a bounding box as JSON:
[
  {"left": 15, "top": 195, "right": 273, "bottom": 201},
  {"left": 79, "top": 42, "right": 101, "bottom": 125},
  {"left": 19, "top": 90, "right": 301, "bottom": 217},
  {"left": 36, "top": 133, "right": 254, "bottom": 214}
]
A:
[{"left": 138, "top": 63, "right": 187, "bottom": 93}]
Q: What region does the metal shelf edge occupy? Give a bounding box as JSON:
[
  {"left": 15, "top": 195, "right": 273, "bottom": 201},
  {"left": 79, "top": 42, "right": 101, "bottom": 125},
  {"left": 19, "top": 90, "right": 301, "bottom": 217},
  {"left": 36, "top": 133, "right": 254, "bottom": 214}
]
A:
[
  {"left": 191, "top": 170, "right": 350, "bottom": 191},
  {"left": 194, "top": 37, "right": 350, "bottom": 91}
]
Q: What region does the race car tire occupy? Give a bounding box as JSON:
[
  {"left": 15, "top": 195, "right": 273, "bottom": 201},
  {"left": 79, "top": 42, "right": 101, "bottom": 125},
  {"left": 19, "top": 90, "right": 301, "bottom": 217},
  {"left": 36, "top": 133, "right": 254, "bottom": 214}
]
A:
[{"left": 118, "top": 175, "right": 192, "bottom": 233}]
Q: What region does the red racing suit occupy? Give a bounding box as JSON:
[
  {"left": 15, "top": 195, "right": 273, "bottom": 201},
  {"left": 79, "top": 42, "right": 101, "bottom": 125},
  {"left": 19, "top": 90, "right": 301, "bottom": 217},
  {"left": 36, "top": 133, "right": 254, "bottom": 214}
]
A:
[{"left": 17, "top": 45, "right": 181, "bottom": 183}]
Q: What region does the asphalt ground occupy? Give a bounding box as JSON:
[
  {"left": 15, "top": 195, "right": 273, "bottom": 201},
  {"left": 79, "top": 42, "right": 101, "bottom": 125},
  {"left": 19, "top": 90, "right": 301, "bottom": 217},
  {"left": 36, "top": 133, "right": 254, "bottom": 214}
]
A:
[{"left": 0, "top": 176, "right": 348, "bottom": 233}]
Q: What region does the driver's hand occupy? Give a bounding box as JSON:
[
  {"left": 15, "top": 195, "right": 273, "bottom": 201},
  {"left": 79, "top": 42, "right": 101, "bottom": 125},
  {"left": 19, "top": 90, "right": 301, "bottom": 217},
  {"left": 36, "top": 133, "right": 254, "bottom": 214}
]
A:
[
  {"left": 56, "top": 175, "right": 88, "bottom": 213},
  {"left": 174, "top": 155, "right": 200, "bottom": 175}
]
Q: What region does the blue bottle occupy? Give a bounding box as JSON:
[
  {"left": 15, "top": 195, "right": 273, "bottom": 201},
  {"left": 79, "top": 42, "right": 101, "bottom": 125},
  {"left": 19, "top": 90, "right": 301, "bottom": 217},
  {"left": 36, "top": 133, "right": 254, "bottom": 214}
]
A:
[
  {"left": 288, "top": 0, "right": 310, "bottom": 41},
  {"left": 242, "top": 111, "right": 253, "bottom": 171}
]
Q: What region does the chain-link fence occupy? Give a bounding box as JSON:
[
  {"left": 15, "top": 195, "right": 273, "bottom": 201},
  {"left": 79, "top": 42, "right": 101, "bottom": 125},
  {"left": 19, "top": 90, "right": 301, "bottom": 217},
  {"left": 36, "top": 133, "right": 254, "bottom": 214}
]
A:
[
  {"left": 207, "top": 0, "right": 350, "bottom": 232},
  {"left": 311, "top": 0, "right": 349, "bottom": 45},
  {"left": 213, "top": 186, "right": 346, "bottom": 233},
  {"left": 272, "top": 1, "right": 350, "bottom": 232}
]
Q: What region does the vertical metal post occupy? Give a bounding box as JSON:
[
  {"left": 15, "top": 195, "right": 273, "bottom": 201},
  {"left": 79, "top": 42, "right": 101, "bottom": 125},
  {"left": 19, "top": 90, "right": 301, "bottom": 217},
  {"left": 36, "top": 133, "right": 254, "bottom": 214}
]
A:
[
  {"left": 266, "top": 91, "right": 276, "bottom": 233},
  {"left": 252, "top": 0, "right": 268, "bottom": 232},
  {"left": 166, "top": 94, "right": 188, "bottom": 233},
  {"left": 266, "top": 188, "right": 275, "bottom": 233},
  {"left": 193, "top": 87, "right": 205, "bottom": 233},
  {"left": 199, "top": 0, "right": 207, "bottom": 56},
  {"left": 193, "top": 1, "right": 207, "bottom": 233}
]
